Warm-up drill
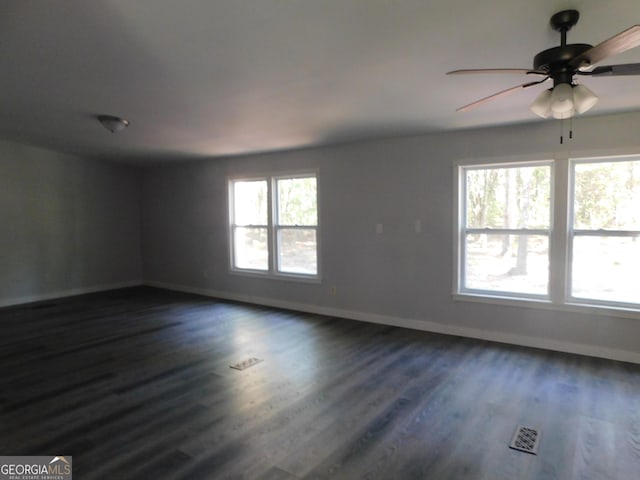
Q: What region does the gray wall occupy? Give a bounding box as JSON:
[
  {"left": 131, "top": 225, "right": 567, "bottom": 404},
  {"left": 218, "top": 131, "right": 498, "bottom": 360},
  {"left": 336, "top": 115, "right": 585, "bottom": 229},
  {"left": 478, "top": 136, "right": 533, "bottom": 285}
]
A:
[
  {"left": 0, "top": 140, "right": 142, "bottom": 305},
  {"left": 138, "top": 111, "right": 640, "bottom": 362}
]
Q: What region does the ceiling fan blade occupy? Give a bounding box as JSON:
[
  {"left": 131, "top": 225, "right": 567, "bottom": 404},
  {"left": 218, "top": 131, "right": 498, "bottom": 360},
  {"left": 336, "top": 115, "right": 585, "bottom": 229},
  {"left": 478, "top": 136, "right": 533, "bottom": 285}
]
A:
[
  {"left": 580, "top": 62, "right": 640, "bottom": 76},
  {"left": 571, "top": 25, "right": 640, "bottom": 69},
  {"left": 447, "top": 68, "right": 546, "bottom": 75},
  {"left": 456, "top": 78, "right": 549, "bottom": 112}
]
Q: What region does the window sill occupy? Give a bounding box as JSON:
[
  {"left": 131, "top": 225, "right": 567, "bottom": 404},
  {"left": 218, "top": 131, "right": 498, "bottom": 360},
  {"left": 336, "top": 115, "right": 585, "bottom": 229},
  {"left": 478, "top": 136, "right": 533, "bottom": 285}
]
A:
[
  {"left": 453, "top": 292, "right": 640, "bottom": 320},
  {"left": 230, "top": 268, "right": 321, "bottom": 284}
]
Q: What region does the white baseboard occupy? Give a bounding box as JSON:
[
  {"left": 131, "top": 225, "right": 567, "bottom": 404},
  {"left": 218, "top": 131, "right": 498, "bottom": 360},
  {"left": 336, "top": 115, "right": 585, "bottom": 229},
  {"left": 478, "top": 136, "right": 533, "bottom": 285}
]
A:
[
  {"left": 0, "top": 280, "right": 144, "bottom": 308},
  {"left": 145, "top": 281, "right": 640, "bottom": 365}
]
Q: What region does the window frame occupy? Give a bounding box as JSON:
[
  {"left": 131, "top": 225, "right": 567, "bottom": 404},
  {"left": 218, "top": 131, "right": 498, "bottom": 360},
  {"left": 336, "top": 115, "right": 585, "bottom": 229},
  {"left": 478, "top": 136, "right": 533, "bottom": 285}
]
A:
[
  {"left": 457, "top": 160, "right": 553, "bottom": 301},
  {"left": 454, "top": 154, "right": 640, "bottom": 317},
  {"left": 228, "top": 171, "right": 320, "bottom": 282},
  {"left": 229, "top": 177, "right": 271, "bottom": 274},
  {"left": 273, "top": 174, "right": 320, "bottom": 276},
  {"left": 567, "top": 156, "right": 640, "bottom": 310}
]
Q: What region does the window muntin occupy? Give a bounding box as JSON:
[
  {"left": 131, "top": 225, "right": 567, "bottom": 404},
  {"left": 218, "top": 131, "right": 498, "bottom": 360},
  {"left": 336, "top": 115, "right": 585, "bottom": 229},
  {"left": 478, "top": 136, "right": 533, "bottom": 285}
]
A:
[
  {"left": 569, "top": 158, "right": 640, "bottom": 306},
  {"left": 230, "top": 174, "right": 318, "bottom": 278},
  {"left": 460, "top": 163, "right": 551, "bottom": 298}
]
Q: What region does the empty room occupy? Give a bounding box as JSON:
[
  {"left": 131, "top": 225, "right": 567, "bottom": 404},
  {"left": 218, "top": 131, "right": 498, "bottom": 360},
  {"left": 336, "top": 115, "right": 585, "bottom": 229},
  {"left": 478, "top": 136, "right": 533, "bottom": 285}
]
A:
[{"left": 2, "top": 1, "right": 640, "bottom": 479}]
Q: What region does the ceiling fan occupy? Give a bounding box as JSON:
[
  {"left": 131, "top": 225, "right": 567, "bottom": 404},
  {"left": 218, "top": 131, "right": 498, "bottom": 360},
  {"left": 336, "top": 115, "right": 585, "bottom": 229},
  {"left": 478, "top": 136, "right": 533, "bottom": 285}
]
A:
[{"left": 448, "top": 10, "right": 640, "bottom": 119}]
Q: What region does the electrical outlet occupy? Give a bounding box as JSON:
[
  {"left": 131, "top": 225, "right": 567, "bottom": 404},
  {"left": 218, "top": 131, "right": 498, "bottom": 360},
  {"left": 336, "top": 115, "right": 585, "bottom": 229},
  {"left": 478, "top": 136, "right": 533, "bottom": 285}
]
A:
[{"left": 329, "top": 285, "right": 337, "bottom": 295}]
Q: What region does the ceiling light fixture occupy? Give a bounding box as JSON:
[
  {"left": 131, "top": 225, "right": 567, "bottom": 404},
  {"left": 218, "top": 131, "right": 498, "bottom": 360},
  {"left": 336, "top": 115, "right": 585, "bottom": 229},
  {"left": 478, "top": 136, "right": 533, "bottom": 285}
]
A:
[
  {"left": 98, "top": 115, "right": 130, "bottom": 133},
  {"left": 529, "top": 82, "right": 598, "bottom": 119}
]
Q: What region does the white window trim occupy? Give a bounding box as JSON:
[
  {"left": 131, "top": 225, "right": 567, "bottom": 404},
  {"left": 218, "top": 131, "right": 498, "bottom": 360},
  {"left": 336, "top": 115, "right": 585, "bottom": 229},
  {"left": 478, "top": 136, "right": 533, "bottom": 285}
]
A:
[
  {"left": 453, "top": 154, "right": 640, "bottom": 319},
  {"left": 457, "top": 160, "right": 553, "bottom": 301},
  {"left": 566, "top": 156, "right": 640, "bottom": 310},
  {"left": 228, "top": 170, "right": 321, "bottom": 282},
  {"left": 228, "top": 176, "right": 271, "bottom": 275}
]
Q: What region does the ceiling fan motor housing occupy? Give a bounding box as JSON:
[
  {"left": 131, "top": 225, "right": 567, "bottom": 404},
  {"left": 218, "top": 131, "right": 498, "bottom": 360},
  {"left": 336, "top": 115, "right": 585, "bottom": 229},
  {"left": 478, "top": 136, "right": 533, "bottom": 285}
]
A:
[{"left": 533, "top": 44, "right": 593, "bottom": 85}]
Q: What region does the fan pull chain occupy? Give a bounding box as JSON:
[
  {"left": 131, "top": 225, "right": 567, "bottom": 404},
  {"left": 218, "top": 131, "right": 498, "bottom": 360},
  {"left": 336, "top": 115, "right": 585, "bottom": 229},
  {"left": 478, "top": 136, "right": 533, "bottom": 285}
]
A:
[
  {"left": 569, "top": 117, "right": 573, "bottom": 140},
  {"left": 560, "top": 117, "right": 574, "bottom": 144}
]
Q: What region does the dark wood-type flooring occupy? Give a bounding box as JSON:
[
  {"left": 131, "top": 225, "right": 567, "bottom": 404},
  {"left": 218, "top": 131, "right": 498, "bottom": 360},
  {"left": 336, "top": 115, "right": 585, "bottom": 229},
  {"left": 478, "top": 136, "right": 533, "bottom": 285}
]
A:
[{"left": 1, "top": 287, "right": 639, "bottom": 479}]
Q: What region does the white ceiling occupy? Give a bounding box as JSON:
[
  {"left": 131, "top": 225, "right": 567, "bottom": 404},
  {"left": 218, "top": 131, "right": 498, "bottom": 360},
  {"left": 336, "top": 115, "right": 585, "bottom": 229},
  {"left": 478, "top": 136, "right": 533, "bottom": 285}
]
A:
[{"left": 2, "top": 0, "right": 640, "bottom": 163}]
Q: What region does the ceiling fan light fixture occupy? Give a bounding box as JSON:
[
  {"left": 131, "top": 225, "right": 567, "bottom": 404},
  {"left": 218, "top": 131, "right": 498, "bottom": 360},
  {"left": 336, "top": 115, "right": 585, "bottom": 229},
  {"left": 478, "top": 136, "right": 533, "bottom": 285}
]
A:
[
  {"left": 530, "top": 83, "right": 599, "bottom": 119},
  {"left": 530, "top": 89, "right": 553, "bottom": 118},
  {"left": 550, "top": 83, "right": 575, "bottom": 117},
  {"left": 551, "top": 105, "right": 576, "bottom": 119},
  {"left": 573, "top": 84, "right": 599, "bottom": 114},
  {"left": 98, "top": 115, "right": 130, "bottom": 133}
]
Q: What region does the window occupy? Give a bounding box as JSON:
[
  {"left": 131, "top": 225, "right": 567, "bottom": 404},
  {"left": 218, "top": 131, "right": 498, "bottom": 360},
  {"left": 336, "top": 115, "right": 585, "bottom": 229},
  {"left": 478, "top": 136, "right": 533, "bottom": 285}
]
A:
[
  {"left": 229, "top": 173, "right": 318, "bottom": 278},
  {"left": 275, "top": 177, "right": 318, "bottom": 275},
  {"left": 570, "top": 158, "right": 640, "bottom": 306},
  {"left": 459, "top": 162, "right": 552, "bottom": 298},
  {"left": 231, "top": 179, "right": 269, "bottom": 271},
  {"left": 457, "top": 156, "right": 640, "bottom": 312}
]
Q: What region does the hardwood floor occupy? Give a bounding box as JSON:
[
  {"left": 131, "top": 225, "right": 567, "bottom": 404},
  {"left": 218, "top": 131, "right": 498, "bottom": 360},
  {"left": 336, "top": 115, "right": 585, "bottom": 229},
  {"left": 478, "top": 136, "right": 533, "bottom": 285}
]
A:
[{"left": 1, "top": 287, "right": 639, "bottom": 479}]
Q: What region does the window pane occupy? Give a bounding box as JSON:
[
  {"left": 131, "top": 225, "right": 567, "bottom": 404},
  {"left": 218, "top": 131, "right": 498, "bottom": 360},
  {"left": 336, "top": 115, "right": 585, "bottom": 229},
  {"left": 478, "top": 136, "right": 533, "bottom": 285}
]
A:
[
  {"left": 234, "top": 227, "right": 268, "bottom": 270},
  {"left": 277, "top": 228, "right": 317, "bottom": 275},
  {"left": 574, "top": 160, "right": 640, "bottom": 230},
  {"left": 233, "top": 180, "right": 268, "bottom": 225},
  {"left": 466, "top": 165, "right": 550, "bottom": 229},
  {"left": 571, "top": 236, "right": 640, "bottom": 304},
  {"left": 277, "top": 177, "right": 317, "bottom": 226},
  {"left": 465, "top": 234, "right": 548, "bottom": 295}
]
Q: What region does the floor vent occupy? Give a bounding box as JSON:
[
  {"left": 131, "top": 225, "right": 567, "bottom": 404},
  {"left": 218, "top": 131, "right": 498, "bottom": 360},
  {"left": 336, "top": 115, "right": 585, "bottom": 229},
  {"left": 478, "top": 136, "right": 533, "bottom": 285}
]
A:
[
  {"left": 509, "top": 425, "right": 540, "bottom": 454},
  {"left": 230, "top": 357, "right": 263, "bottom": 371}
]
